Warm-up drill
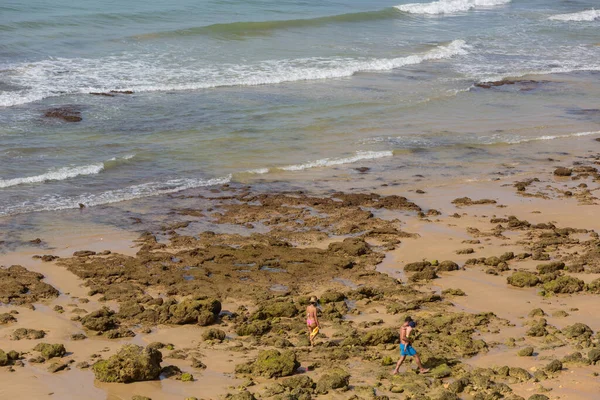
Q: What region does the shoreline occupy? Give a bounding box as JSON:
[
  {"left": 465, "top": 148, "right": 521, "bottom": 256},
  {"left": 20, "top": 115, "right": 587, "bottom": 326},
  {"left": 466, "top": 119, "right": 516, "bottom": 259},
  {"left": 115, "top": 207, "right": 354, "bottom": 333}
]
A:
[{"left": 1, "top": 144, "right": 600, "bottom": 400}]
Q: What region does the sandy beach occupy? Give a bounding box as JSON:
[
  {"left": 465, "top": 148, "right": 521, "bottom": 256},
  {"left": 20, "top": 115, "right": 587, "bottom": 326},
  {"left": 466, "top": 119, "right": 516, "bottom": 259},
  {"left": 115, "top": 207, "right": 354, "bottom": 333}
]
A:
[{"left": 1, "top": 143, "right": 599, "bottom": 400}]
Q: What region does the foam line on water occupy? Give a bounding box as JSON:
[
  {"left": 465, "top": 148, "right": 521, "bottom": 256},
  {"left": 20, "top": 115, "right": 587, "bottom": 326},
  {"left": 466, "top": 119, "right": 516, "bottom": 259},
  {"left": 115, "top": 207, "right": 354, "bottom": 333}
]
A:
[
  {"left": 279, "top": 150, "right": 394, "bottom": 171},
  {"left": 0, "top": 155, "right": 135, "bottom": 189},
  {"left": 549, "top": 9, "right": 600, "bottom": 22},
  {"left": 395, "top": 0, "right": 510, "bottom": 15},
  {"left": 0, "top": 175, "right": 232, "bottom": 216},
  {"left": 0, "top": 40, "right": 468, "bottom": 107}
]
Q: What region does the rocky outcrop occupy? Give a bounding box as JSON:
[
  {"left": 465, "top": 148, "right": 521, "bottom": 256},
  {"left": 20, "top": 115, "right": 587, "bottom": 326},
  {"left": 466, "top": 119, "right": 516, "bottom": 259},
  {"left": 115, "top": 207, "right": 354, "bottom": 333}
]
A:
[{"left": 92, "top": 345, "right": 162, "bottom": 383}]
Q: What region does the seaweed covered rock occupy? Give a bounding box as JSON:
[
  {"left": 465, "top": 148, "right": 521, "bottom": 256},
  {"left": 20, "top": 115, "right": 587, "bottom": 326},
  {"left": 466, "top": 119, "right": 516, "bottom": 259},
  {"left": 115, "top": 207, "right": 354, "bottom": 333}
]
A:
[
  {"left": 257, "top": 300, "right": 298, "bottom": 319},
  {"left": 315, "top": 367, "right": 350, "bottom": 394},
  {"left": 361, "top": 328, "right": 397, "bottom": 346},
  {"left": 542, "top": 276, "right": 584, "bottom": 294},
  {"left": 438, "top": 260, "right": 459, "bottom": 271},
  {"left": 225, "top": 391, "right": 256, "bottom": 400},
  {"left": 429, "top": 363, "right": 452, "bottom": 379},
  {"left": 0, "top": 313, "right": 17, "bottom": 324},
  {"left": 553, "top": 167, "right": 572, "bottom": 177},
  {"left": 409, "top": 268, "right": 438, "bottom": 281},
  {"left": 442, "top": 288, "right": 466, "bottom": 296},
  {"left": 508, "top": 367, "right": 531, "bottom": 382},
  {"left": 202, "top": 328, "right": 226, "bottom": 342},
  {"left": 328, "top": 237, "right": 370, "bottom": 257},
  {"left": 517, "top": 346, "right": 534, "bottom": 357},
  {"left": 536, "top": 262, "right": 565, "bottom": 274},
  {"left": 528, "top": 395, "right": 549, "bottom": 400},
  {"left": 92, "top": 344, "right": 162, "bottom": 383},
  {"left": 81, "top": 307, "right": 118, "bottom": 331},
  {"left": 236, "top": 320, "right": 270, "bottom": 337},
  {"left": 507, "top": 271, "right": 539, "bottom": 288},
  {"left": 319, "top": 290, "right": 345, "bottom": 304},
  {"left": 545, "top": 359, "right": 562, "bottom": 373},
  {"left": 163, "top": 298, "right": 221, "bottom": 325},
  {"left": 33, "top": 343, "right": 66, "bottom": 359},
  {"left": 0, "top": 265, "right": 59, "bottom": 305},
  {"left": 235, "top": 350, "right": 299, "bottom": 378},
  {"left": 586, "top": 278, "right": 600, "bottom": 294},
  {"left": 562, "top": 323, "right": 593, "bottom": 339},
  {"left": 588, "top": 348, "right": 600, "bottom": 363},
  {"left": 0, "top": 350, "right": 8, "bottom": 366},
  {"left": 11, "top": 328, "right": 45, "bottom": 340},
  {"left": 404, "top": 261, "right": 431, "bottom": 272}
]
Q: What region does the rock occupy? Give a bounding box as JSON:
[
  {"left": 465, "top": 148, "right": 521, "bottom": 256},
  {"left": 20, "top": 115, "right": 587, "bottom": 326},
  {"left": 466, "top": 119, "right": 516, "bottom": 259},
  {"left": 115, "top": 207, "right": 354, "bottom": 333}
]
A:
[
  {"left": 562, "top": 323, "right": 593, "bottom": 339},
  {"left": 409, "top": 268, "right": 438, "bottom": 281},
  {"left": 319, "top": 290, "right": 345, "bottom": 303},
  {"left": 0, "top": 265, "right": 59, "bottom": 305},
  {"left": 282, "top": 375, "right": 315, "bottom": 390},
  {"left": 236, "top": 320, "right": 270, "bottom": 337},
  {"left": 528, "top": 395, "right": 549, "bottom": 400},
  {"left": 164, "top": 298, "right": 221, "bottom": 325},
  {"left": 485, "top": 256, "right": 501, "bottom": 267},
  {"left": 0, "top": 313, "right": 17, "bottom": 324},
  {"left": 553, "top": 167, "right": 572, "bottom": 177},
  {"left": 7, "top": 351, "right": 20, "bottom": 361},
  {"left": 536, "top": 262, "right": 565, "bottom": 274},
  {"left": 92, "top": 344, "right": 162, "bottom": 383},
  {"left": 105, "top": 328, "right": 136, "bottom": 339},
  {"left": 11, "top": 328, "right": 45, "bottom": 340},
  {"left": 456, "top": 248, "right": 474, "bottom": 255},
  {"left": 404, "top": 261, "right": 431, "bottom": 272},
  {"left": 517, "top": 346, "right": 534, "bottom": 357},
  {"left": 0, "top": 350, "right": 8, "bottom": 366},
  {"left": 528, "top": 308, "right": 545, "bottom": 318},
  {"left": 442, "top": 288, "right": 466, "bottom": 296},
  {"left": 551, "top": 310, "right": 569, "bottom": 317},
  {"left": 588, "top": 348, "right": 600, "bottom": 363},
  {"left": 586, "top": 278, "right": 600, "bottom": 294},
  {"left": 430, "top": 363, "right": 452, "bottom": 379},
  {"left": 258, "top": 301, "right": 298, "bottom": 318},
  {"left": 500, "top": 252, "right": 515, "bottom": 261},
  {"left": 544, "top": 359, "right": 562, "bottom": 373},
  {"left": 235, "top": 350, "right": 299, "bottom": 378},
  {"left": 328, "top": 237, "right": 370, "bottom": 256},
  {"left": 180, "top": 372, "right": 193, "bottom": 382},
  {"left": 315, "top": 367, "right": 350, "bottom": 394},
  {"left": 76, "top": 361, "right": 90, "bottom": 369},
  {"left": 361, "top": 328, "right": 396, "bottom": 346},
  {"left": 202, "top": 328, "right": 226, "bottom": 342},
  {"left": 33, "top": 343, "right": 66, "bottom": 359},
  {"left": 527, "top": 321, "right": 548, "bottom": 337},
  {"left": 507, "top": 271, "right": 539, "bottom": 287},
  {"left": 43, "top": 107, "right": 82, "bottom": 122},
  {"left": 71, "top": 333, "right": 87, "bottom": 341},
  {"left": 47, "top": 362, "right": 69, "bottom": 373},
  {"left": 225, "top": 391, "right": 256, "bottom": 400},
  {"left": 543, "top": 276, "right": 584, "bottom": 294},
  {"left": 508, "top": 367, "right": 531, "bottom": 382},
  {"left": 438, "top": 260, "right": 459, "bottom": 271},
  {"left": 81, "top": 307, "right": 118, "bottom": 331},
  {"left": 451, "top": 197, "right": 496, "bottom": 206},
  {"left": 73, "top": 250, "right": 96, "bottom": 257}
]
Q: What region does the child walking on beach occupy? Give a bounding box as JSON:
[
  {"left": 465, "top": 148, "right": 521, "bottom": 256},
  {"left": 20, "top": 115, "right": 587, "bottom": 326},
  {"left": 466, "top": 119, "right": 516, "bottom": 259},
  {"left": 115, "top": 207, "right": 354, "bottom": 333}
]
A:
[
  {"left": 393, "top": 316, "right": 429, "bottom": 375},
  {"left": 306, "top": 296, "right": 320, "bottom": 347}
]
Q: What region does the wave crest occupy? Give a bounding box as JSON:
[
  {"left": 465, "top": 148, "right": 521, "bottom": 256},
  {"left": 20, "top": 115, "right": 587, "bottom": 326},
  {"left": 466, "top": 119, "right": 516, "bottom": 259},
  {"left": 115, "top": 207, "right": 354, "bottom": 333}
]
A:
[
  {"left": 395, "top": 0, "right": 511, "bottom": 15},
  {"left": 549, "top": 9, "right": 600, "bottom": 22},
  {"left": 0, "top": 40, "right": 468, "bottom": 107}
]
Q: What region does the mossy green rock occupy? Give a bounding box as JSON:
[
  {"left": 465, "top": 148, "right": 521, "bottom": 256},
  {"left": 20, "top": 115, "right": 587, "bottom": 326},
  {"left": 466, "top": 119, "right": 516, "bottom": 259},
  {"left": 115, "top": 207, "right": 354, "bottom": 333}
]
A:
[
  {"left": 430, "top": 363, "right": 452, "bottom": 379},
  {"left": 236, "top": 350, "right": 299, "bottom": 378},
  {"left": 536, "top": 262, "right": 565, "bottom": 274},
  {"left": 180, "top": 372, "right": 193, "bottom": 382},
  {"left": 235, "top": 320, "right": 270, "bottom": 337},
  {"left": 361, "top": 327, "right": 396, "bottom": 346},
  {"left": 33, "top": 343, "right": 66, "bottom": 359},
  {"left": 0, "top": 349, "right": 8, "bottom": 366},
  {"left": 167, "top": 298, "right": 221, "bottom": 325},
  {"left": 442, "top": 288, "right": 466, "bottom": 296},
  {"left": 517, "top": 346, "right": 534, "bottom": 356},
  {"left": 319, "top": 290, "right": 345, "bottom": 303},
  {"left": 92, "top": 344, "right": 162, "bottom": 383},
  {"left": 508, "top": 367, "right": 531, "bottom": 382},
  {"left": 404, "top": 261, "right": 431, "bottom": 272},
  {"left": 586, "top": 278, "right": 600, "bottom": 294},
  {"left": 81, "top": 307, "right": 118, "bottom": 331},
  {"left": 131, "top": 396, "right": 152, "bottom": 400},
  {"left": 258, "top": 301, "right": 298, "bottom": 318},
  {"left": 438, "top": 260, "right": 459, "bottom": 271},
  {"left": 225, "top": 391, "right": 256, "bottom": 400},
  {"left": 562, "top": 323, "right": 593, "bottom": 339},
  {"left": 528, "top": 308, "right": 545, "bottom": 318},
  {"left": 528, "top": 395, "right": 549, "bottom": 400},
  {"left": 202, "top": 328, "right": 226, "bottom": 342},
  {"left": 282, "top": 375, "right": 315, "bottom": 390},
  {"left": 588, "top": 348, "right": 600, "bottom": 363},
  {"left": 507, "top": 271, "right": 539, "bottom": 288},
  {"left": 543, "top": 276, "right": 584, "bottom": 294},
  {"left": 544, "top": 359, "right": 562, "bottom": 373},
  {"left": 315, "top": 367, "right": 350, "bottom": 394}
]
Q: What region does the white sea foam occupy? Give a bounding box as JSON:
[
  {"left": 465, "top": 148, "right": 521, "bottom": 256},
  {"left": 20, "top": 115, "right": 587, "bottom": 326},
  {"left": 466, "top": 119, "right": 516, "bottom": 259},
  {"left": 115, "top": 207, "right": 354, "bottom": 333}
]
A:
[
  {"left": 0, "top": 155, "right": 135, "bottom": 189},
  {"left": 0, "top": 41, "right": 468, "bottom": 107},
  {"left": 280, "top": 150, "right": 394, "bottom": 171},
  {"left": 549, "top": 9, "right": 600, "bottom": 22},
  {"left": 395, "top": 0, "right": 510, "bottom": 15},
  {"left": 0, "top": 175, "right": 232, "bottom": 216},
  {"left": 0, "top": 163, "right": 104, "bottom": 189},
  {"left": 505, "top": 130, "right": 600, "bottom": 144}
]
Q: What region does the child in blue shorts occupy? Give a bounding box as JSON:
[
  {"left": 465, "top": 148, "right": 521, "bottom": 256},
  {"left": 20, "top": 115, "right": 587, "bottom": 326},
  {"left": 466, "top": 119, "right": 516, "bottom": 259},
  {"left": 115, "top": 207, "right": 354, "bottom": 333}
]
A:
[{"left": 393, "top": 317, "right": 429, "bottom": 374}]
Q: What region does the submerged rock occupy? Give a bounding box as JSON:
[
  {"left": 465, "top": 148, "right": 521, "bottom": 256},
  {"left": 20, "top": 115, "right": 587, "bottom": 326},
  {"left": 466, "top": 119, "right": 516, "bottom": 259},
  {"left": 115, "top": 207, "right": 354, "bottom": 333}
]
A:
[
  {"left": 92, "top": 344, "right": 162, "bottom": 383},
  {"left": 553, "top": 167, "right": 572, "bottom": 177},
  {"left": 43, "top": 107, "right": 82, "bottom": 122}
]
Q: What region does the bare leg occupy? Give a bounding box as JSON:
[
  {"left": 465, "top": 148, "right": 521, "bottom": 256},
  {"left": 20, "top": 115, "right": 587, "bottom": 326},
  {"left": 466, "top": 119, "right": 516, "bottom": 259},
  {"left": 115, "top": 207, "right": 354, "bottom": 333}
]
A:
[
  {"left": 414, "top": 355, "right": 429, "bottom": 373},
  {"left": 307, "top": 327, "right": 313, "bottom": 347},
  {"left": 392, "top": 355, "right": 406, "bottom": 375}
]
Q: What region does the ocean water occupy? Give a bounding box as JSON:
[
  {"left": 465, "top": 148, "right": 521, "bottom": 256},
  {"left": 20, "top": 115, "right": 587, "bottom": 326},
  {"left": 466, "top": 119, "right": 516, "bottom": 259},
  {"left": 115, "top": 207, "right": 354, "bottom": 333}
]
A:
[{"left": 1, "top": 0, "right": 600, "bottom": 217}]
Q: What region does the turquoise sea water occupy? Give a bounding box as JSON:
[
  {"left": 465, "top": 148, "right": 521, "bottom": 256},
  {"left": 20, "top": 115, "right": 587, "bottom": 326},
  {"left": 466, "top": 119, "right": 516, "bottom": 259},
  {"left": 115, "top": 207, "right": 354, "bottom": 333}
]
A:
[{"left": 1, "top": 0, "right": 599, "bottom": 217}]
